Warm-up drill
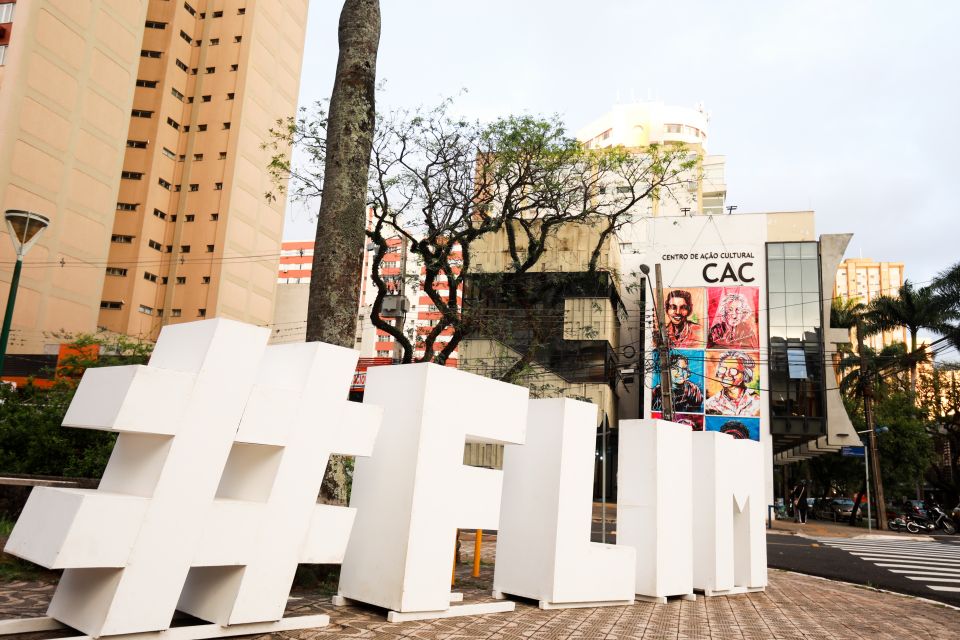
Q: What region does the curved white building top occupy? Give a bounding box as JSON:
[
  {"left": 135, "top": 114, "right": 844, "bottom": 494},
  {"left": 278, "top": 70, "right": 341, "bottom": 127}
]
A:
[{"left": 577, "top": 102, "right": 710, "bottom": 151}]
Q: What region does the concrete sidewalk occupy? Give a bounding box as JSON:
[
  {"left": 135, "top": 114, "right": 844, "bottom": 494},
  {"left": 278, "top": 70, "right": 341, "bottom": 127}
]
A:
[
  {"left": 770, "top": 518, "right": 935, "bottom": 540},
  {"left": 3, "top": 538, "right": 959, "bottom": 640}
]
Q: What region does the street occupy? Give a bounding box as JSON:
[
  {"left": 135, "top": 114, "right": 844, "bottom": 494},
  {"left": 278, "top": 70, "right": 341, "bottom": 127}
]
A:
[{"left": 767, "top": 532, "right": 960, "bottom": 606}]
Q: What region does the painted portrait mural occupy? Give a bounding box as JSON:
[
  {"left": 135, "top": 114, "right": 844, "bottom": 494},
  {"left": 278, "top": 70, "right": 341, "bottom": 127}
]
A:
[{"left": 648, "top": 284, "right": 762, "bottom": 442}]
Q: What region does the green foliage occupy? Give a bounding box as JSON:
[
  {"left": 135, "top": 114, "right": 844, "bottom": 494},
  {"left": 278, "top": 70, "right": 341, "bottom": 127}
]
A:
[
  {"left": 846, "top": 392, "right": 934, "bottom": 499},
  {"left": 0, "top": 334, "right": 152, "bottom": 479}
]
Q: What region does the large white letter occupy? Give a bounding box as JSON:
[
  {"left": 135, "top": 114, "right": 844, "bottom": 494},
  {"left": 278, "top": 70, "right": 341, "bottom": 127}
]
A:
[
  {"left": 691, "top": 432, "right": 767, "bottom": 595},
  {"left": 493, "top": 399, "right": 635, "bottom": 609},
  {"left": 617, "top": 419, "right": 694, "bottom": 602},
  {"left": 337, "top": 363, "right": 527, "bottom": 620}
]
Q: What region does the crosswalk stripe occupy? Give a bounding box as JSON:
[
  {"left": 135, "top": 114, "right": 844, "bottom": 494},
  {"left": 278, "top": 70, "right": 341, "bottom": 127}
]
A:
[
  {"left": 905, "top": 577, "right": 960, "bottom": 583},
  {"left": 818, "top": 537, "right": 960, "bottom": 595}
]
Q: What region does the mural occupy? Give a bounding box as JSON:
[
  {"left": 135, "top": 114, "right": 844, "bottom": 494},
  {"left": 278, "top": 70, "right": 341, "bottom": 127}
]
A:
[
  {"left": 707, "top": 287, "right": 760, "bottom": 350},
  {"left": 651, "top": 349, "right": 704, "bottom": 413},
  {"left": 653, "top": 288, "right": 706, "bottom": 349},
  {"left": 648, "top": 285, "right": 761, "bottom": 441}
]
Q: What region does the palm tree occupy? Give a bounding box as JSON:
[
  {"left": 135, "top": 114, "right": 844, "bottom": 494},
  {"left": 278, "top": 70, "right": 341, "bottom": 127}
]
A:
[
  {"left": 932, "top": 262, "right": 960, "bottom": 351},
  {"left": 865, "top": 280, "right": 958, "bottom": 395},
  {"left": 838, "top": 342, "right": 910, "bottom": 399}
]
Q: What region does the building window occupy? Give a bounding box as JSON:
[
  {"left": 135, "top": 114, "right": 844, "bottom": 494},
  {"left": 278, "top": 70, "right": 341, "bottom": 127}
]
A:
[
  {"left": 158, "top": 178, "right": 172, "bottom": 190},
  {"left": 238, "top": 8, "right": 246, "bottom": 15},
  {"left": 175, "top": 58, "right": 188, "bottom": 72},
  {"left": 176, "top": 276, "right": 186, "bottom": 284},
  {"left": 205, "top": 66, "right": 215, "bottom": 74},
  {"left": 184, "top": 214, "right": 195, "bottom": 222},
  {"left": 140, "top": 50, "right": 162, "bottom": 59},
  {"left": 214, "top": 182, "right": 223, "bottom": 190},
  {"left": 0, "top": 45, "right": 6, "bottom": 66},
  {"left": 233, "top": 36, "right": 242, "bottom": 43},
  {"left": 180, "top": 30, "right": 192, "bottom": 44},
  {"left": 112, "top": 234, "right": 134, "bottom": 244},
  {"left": 213, "top": 10, "right": 223, "bottom": 18},
  {"left": 209, "top": 38, "right": 219, "bottom": 46},
  {"left": 161, "top": 147, "right": 176, "bottom": 160},
  {"left": 131, "top": 109, "right": 153, "bottom": 118},
  {"left": 202, "top": 276, "right": 211, "bottom": 284},
  {"left": 136, "top": 79, "right": 158, "bottom": 88},
  {"left": 166, "top": 245, "right": 173, "bottom": 253},
  {"left": 145, "top": 20, "right": 167, "bottom": 29},
  {"left": 189, "top": 184, "right": 199, "bottom": 192},
  {"left": 229, "top": 64, "right": 238, "bottom": 72},
  {"left": 206, "top": 244, "right": 215, "bottom": 253},
  {"left": 181, "top": 245, "right": 191, "bottom": 253},
  {"left": 153, "top": 208, "right": 167, "bottom": 220},
  {"left": 197, "top": 124, "right": 207, "bottom": 132},
  {"left": 138, "top": 304, "right": 153, "bottom": 316},
  {"left": 202, "top": 95, "right": 211, "bottom": 102},
  {"left": 218, "top": 152, "right": 227, "bottom": 160},
  {"left": 127, "top": 139, "right": 148, "bottom": 148},
  {"left": 190, "top": 67, "right": 198, "bottom": 75},
  {"left": 116, "top": 202, "right": 138, "bottom": 211},
  {"left": 121, "top": 171, "right": 143, "bottom": 180},
  {"left": 105, "top": 267, "right": 128, "bottom": 277},
  {"left": 183, "top": 2, "right": 196, "bottom": 16},
  {"left": 222, "top": 122, "right": 231, "bottom": 130},
  {"left": 170, "top": 215, "right": 177, "bottom": 222},
  {"left": 193, "top": 153, "right": 203, "bottom": 161},
  {"left": 183, "top": 125, "right": 190, "bottom": 132},
  {"left": 171, "top": 87, "right": 185, "bottom": 101},
  {"left": 143, "top": 271, "right": 158, "bottom": 283},
  {"left": 171, "top": 309, "right": 182, "bottom": 317},
  {"left": 226, "top": 92, "right": 235, "bottom": 100},
  {"left": 148, "top": 239, "right": 163, "bottom": 251},
  {"left": 167, "top": 117, "right": 180, "bottom": 130},
  {"left": 210, "top": 213, "right": 219, "bottom": 221},
  {"left": 100, "top": 300, "right": 122, "bottom": 310},
  {"left": 198, "top": 308, "right": 207, "bottom": 317}
]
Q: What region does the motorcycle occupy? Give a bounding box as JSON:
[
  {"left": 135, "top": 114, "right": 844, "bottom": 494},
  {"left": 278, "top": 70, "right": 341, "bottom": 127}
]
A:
[
  {"left": 928, "top": 502, "right": 957, "bottom": 535},
  {"left": 888, "top": 513, "right": 935, "bottom": 534}
]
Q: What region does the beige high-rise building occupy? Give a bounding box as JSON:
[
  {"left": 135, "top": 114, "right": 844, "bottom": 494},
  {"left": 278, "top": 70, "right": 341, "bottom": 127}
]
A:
[
  {"left": 834, "top": 257, "right": 909, "bottom": 350},
  {"left": 0, "top": 0, "right": 308, "bottom": 368},
  {"left": 0, "top": 0, "right": 149, "bottom": 356},
  {"left": 99, "top": 0, "right": 308, "bottom": 340}
]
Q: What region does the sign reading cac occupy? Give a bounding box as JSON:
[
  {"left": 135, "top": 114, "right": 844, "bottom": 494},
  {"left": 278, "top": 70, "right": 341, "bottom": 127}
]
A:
[{"left": 703, "top": 261, "right": 756, "bottom": 283}]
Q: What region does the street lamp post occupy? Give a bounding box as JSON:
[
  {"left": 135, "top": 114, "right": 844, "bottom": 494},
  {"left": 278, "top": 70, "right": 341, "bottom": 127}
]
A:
[
  {"left": 0, "top": 210, "right": 51, "bottom": 378},
  {"left": 639, "top": 263, "right": 673, "bottom": 421}
]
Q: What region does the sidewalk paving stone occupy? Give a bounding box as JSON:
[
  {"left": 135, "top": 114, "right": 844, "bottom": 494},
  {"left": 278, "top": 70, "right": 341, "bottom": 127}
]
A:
[{"left": 1, "top": 536, "right": 958, "bottom": 639}]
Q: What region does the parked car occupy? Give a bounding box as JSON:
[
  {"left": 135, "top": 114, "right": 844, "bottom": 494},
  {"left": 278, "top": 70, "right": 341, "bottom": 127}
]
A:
[{"left": 813, "top": 497, "right": 857, "bottom": 522}]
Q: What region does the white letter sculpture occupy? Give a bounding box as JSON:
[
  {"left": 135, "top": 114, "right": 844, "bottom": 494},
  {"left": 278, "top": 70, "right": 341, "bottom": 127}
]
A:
[
  {"left": 493, "top": 399, "right": 636, "bottom": 609},
  {"left": 4, "top": 319, "right": 380, "bottom": 638},
  {"left": 692, "top": 431, "right": 768, "bottom": 595},
  {"left": 336, "top": 363, "right": 527, "bottom": 621},
  {"left": 617, "top": 419, "right": 694, "bottom": 602}
]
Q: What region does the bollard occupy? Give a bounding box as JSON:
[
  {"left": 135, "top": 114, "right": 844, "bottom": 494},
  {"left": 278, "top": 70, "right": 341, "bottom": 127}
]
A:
[{"left": 472, "top": 530, "right": 482, "bottom": 577}]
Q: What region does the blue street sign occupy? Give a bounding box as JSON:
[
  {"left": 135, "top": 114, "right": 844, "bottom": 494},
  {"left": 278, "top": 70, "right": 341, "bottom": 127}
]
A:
[{"left": 841, "top": 446, "right": 865, "bottom": 457}]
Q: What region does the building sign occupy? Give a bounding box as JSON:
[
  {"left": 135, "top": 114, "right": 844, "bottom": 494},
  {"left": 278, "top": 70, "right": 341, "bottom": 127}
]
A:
[{"left": 649, "top": 251, "right": 762, "bottom": 441}]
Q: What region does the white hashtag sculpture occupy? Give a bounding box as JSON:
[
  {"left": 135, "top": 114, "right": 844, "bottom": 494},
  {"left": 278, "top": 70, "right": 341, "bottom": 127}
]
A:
[{"left": 4, "top": 319, "right": 380, "bottom": 638}]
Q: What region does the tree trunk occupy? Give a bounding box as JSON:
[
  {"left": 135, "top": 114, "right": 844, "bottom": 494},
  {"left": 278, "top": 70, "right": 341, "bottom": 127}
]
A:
[
  {"left": 307, "top": 0, "right": 381, "bottom": 348},
  {"left": 310, "top": 0, "right": 380, "bottom": 506}
]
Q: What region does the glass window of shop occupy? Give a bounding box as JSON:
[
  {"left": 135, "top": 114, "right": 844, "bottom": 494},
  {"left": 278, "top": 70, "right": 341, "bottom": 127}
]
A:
[{"left": 766, "top": 242, "right": 826, "bottom": 425}]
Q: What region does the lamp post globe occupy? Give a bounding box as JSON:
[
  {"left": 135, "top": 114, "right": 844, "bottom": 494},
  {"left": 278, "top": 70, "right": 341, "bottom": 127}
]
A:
[{"left": 1, "top": 210, "right": 51, "bottom": 379}]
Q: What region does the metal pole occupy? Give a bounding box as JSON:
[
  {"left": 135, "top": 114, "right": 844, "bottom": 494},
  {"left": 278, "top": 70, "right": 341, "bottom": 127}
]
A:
[
  {"left": 865, "top": 445, "right": 872, "bottom": 532},
  {"left": 651, "top": 264, "right": 674, "bottom": 421},
  {"left": 601, "top": 415, "right": 607, "bottom": 543},
  {"left": 0, "top": 257, "right": 24, "bottom": 378},
  {"left": 472, "top": 530, "right": 482, "bottom": 577},
  {"left": 857, "top": 321, "right": 886, "bottom": 530}
]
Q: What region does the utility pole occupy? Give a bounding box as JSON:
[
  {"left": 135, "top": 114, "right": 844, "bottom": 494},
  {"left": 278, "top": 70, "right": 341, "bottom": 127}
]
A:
[
  {"left": 857, "top": 321, "right": 886, "bottom": 530},
  {"left": 641, "top": 263, "right": 674, "bottom": 421}
]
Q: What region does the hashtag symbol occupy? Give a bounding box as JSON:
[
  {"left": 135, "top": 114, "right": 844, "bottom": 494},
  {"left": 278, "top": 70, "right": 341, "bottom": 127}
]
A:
[{"left": 5, "top": 319, "right": 380, "bottom": 637}]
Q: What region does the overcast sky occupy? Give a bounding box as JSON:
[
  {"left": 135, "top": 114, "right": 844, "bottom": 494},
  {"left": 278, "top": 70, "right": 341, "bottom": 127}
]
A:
[{"left": 284, "top": 0, "right": 959, "bottom": 287}]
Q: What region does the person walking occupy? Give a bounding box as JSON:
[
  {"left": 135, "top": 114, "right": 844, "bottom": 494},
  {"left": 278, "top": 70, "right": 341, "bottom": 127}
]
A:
[{"left": 792, "top": 481, "right": 809, "bottom": 524}]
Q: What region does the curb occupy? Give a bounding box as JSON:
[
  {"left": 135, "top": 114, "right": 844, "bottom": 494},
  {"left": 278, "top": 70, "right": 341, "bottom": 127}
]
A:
[{"left": 770, "top": 568, "right": 960, "bottom": 612}]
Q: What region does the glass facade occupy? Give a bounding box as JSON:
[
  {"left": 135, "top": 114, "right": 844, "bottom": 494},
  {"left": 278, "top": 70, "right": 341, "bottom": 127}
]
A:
[{"left": 767, "top": 242, "right": 827, "bottom": 450}]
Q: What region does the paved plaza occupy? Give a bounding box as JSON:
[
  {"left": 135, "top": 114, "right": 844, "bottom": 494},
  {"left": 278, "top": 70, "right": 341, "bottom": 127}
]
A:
[{"left": 2, "top": 542, "right": 959, "bottom": 640}]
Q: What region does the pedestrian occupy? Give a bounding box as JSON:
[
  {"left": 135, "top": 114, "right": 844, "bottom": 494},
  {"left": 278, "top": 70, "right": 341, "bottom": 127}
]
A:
[{"left": 792, "top": 481, "right": 809, "bottom": 524}]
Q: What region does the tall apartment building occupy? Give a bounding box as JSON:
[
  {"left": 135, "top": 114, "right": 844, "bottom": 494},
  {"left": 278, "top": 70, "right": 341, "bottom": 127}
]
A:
[
  {"left": 576, "top": 102, "right": 726, "bottom": 217},
  {"left": 99, "top": 0, "right": 308, "bottom": 340},
  {"left": 834, "top": 257, "right": 908, "bottom": 350},
  {"left": 0, "top": 0, "right": 148, "bottom": 356}
]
